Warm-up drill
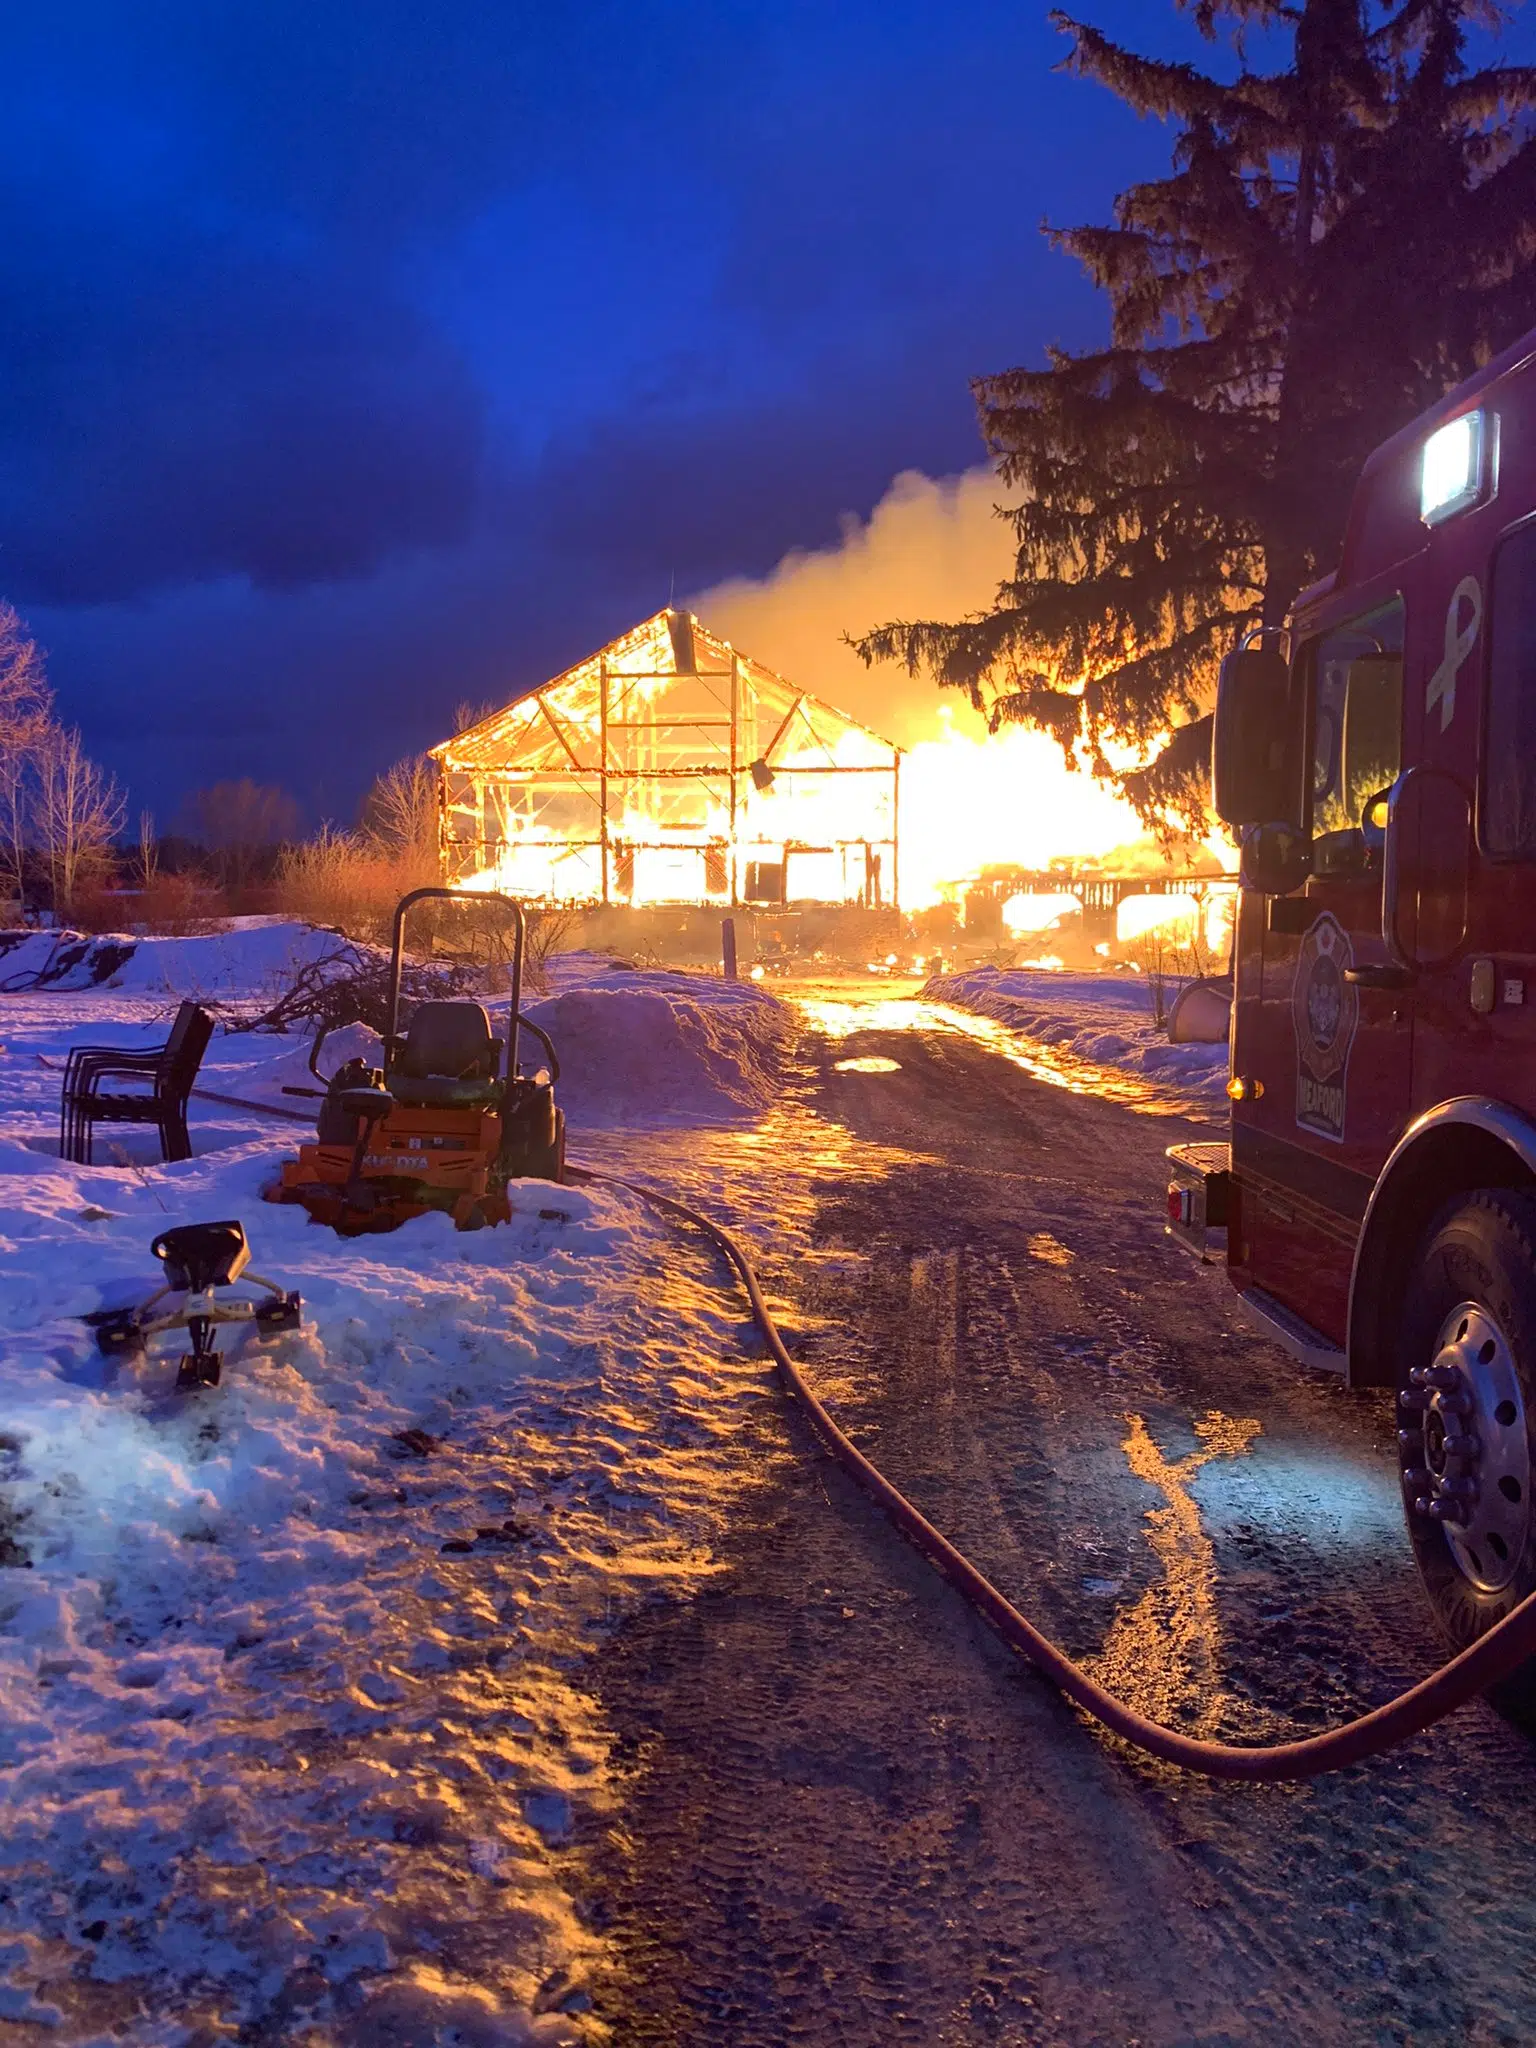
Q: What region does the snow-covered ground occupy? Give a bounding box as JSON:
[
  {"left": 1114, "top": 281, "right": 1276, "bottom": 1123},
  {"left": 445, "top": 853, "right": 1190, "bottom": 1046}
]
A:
[
  {"left": 0, "top": 920, "right": 347, "bottom": 998},
  {"left": 921, "top": 963, "right": 1230, "bottom": 1102},
  {"left": 0, "top": 926, "right": 795, "bottom": 2043},
  {"left": 0, "top": 922, "right": 1225, "bottom": 2039}
]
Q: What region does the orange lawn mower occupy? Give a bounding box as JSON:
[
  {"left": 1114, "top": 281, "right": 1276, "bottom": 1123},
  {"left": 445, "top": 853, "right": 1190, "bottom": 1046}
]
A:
[{"left": 265, "top": 888, "right": 564, "bottom": 1235}]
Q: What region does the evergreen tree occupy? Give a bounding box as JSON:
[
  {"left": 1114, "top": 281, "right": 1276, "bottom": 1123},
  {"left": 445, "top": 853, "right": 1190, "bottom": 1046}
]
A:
[{"left": 857, "top": 1, "right": 1536, "bottom": 830}]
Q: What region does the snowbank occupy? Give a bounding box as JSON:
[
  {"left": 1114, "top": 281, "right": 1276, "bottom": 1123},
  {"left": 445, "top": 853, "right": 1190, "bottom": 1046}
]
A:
[
  {"left": 924, "top": 964, "right": 1230, "bottom": 1101},
  {"left": 528, "top": 957, "right": 794, "bottom": 1124},
  {"left": 0, "top": 926, "right": 796, "bottom": 1137},
  {"left": 0, "top": 919, "right": 352, "bottom": 997},
  {"left": 203, "top": 951, "right": 797, "bottom": 1126},
  {"left": 0, "top": 1131, "right": 764, "bottom": 2039}
]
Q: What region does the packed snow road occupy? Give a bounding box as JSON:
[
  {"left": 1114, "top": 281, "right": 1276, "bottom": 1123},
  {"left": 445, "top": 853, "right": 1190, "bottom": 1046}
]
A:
[
  {"left": 8, "top": 945, "right": 1536, "bottom": 2045},
  {"left": 582, "top": 982, "right": 1536, "bottom": 2048}
]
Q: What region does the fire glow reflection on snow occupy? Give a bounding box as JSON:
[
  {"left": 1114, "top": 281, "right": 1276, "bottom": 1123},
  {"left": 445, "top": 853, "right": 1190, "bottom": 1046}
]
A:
[
  {"left": 795, "top": 994, "right": 1201, "bottom": 1114},
  {"left": 1087, "top": 1411, "right": 1265, "bottom": 1742}
]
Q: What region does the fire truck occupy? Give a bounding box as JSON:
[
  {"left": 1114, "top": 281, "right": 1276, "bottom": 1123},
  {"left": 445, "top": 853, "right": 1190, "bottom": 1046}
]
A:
[{"left": 1171, "top": 325, "right": 1536, "bottom": 1707}]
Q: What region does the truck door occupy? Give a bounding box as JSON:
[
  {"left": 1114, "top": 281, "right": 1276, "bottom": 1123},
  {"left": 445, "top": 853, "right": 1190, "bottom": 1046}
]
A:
[
  {"left": 1232, "top": 591, "right": 1411, "bottom": 1346},
  {"left": 1409, "top": 519, "right": 1535, "bottom": 1114}
]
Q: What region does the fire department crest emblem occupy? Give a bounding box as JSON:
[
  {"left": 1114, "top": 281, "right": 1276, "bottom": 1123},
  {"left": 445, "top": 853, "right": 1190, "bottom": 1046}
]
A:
[{"left": 1292, "top": 911, "right": 1358, "bottom": 1143}]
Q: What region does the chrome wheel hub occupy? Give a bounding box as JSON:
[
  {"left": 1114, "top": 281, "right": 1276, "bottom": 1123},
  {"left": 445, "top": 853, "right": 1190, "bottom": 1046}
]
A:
[{"left": 1402, "top": 1301, "right": 1531, "bottom": 1591}]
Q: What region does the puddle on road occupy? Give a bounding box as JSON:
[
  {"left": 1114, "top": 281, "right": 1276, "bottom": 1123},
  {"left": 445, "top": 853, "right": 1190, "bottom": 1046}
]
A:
[
  {"left": 1026, "top": 1232, "right": 1074, "bottom": 1268},
  {"left": 1088, "top": 1409, "right": 1263, "bottom": 1739},
  {"left": 795, "top": 994, "right": 1209, "bottom": 1117},
  {"left": 833, "top": 1055, "right": 902, "bottom": 1074}
]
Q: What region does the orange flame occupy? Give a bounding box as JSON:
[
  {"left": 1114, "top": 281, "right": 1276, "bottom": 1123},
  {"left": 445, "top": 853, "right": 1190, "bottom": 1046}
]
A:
[{"left": 898, "top": 714, "right": 1144, "bottom": 910}]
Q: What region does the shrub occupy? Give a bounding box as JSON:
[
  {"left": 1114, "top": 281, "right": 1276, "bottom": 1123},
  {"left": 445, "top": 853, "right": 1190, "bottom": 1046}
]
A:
[
  {"left": 135, "top": 874, "right": 231, "bottom": 936},
  {"left": 272, "top": 827, "right": 421, "bottom": 947},
  {"left": 272, "top": 823, "right": 581, "bottom": 989}
]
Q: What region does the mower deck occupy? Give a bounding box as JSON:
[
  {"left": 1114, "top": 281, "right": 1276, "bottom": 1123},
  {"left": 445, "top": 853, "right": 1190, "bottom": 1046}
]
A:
[{"left": 269, "top": 1103, "right": 514, "bottom": 1233}]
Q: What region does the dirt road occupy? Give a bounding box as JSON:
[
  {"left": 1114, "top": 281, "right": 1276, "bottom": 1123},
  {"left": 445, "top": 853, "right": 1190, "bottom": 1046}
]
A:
[{"left": 580, "top": 992, "right": 1536, "bottom": 2046}]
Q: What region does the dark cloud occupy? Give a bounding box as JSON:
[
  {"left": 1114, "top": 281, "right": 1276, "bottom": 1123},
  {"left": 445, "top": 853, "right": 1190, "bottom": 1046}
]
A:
[
  {"left": 27, "top": 0, "right": 1517, "bottom": 817},
  {"left": 532, "top": 358, "right": 981, "bottom": 592},
  {"left": 0, "top": 237, "right": 484, "bottom": 604},
  {"left": 0, "top": 32, "right": 492, "bottom": 607}
]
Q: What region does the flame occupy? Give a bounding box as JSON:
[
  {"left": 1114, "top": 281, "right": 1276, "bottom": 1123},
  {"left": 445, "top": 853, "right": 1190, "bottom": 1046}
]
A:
[
  {"left": 667, "top": 467, "right": 1241, "bottom": 923},
  {"left": 1002, "top": 891, "right": 1081, "bottom": 936},
  {"left": 448, "top": 638, "right": 1234, "bottom": 919},
  {"left": 454, "top": 714, "right": 1231, "bottom": 917},
  {"left": 1118, "top": 895, "right": 1199, "bottom": 942},
  {"left": 898, "top": 715, "right": 1143, "bottom": 911}
]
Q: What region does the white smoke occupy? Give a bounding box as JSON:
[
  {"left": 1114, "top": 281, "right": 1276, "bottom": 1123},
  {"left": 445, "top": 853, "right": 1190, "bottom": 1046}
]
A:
[
  {"left": 691, "top": 467, "right": 1149, "bottom": 903},
  {"left": 692, "top": 467, "right": 1006, "bottom": 747}
]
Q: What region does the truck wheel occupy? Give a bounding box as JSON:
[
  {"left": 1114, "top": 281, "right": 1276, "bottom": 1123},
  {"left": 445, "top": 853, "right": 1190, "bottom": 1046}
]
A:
[{"left": 1397, "top": 1189, "right": 1536, "bottom": 1724}]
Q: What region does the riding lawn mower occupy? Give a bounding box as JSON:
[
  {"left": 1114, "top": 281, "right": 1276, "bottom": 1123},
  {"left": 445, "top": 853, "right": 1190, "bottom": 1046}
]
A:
[
  {"left": 265, "top": 887, "right": 565, "bottom": 1235},
  {"left": 88, "top": 890, "right": 561, "bottom": 1384}
]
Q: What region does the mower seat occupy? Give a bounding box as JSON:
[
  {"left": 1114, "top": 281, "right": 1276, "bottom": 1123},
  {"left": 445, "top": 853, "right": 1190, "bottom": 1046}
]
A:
[{"left": 388, "top": 1001, "right": 503, "bottom": 1108}]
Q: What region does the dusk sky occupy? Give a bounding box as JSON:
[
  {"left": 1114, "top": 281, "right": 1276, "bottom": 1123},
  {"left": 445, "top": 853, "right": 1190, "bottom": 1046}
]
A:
[{"left": 9, "top": 2, "right": 1533, "bottom": 825}]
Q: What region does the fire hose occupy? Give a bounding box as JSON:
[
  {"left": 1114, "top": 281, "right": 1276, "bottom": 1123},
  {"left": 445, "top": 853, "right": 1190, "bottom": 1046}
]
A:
[
  {"left": 568, "top": 1162, "right": 1536, "bottom": 1782},
  {"left": 149, "top": 1074, "right": 1536, "bottom": 1779}
]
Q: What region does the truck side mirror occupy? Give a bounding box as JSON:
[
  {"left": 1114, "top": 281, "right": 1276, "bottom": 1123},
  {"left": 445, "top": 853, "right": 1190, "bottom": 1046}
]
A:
[
  {"left": 1239, "top": 820, "right": 1313, "bottom": 896},
  {"left": 1212, "top": 643, "right": 1295, "bottom": 828}
]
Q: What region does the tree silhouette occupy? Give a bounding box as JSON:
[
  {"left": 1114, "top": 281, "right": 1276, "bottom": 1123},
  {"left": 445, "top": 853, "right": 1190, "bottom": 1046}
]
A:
[
  {"left": 857, "top": 0, "right": 1536, "bottom": 829},
  {"left": 179, "top": 778, "right": 300, "bottom": 888}
]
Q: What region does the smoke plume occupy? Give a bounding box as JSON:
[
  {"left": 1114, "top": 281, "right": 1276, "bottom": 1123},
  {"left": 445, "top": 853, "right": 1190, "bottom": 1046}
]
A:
[
  {"left": 692, "top": 468, "right": 1146, "bottom": 904},
  {"left": 693, "top": 468, "right": 1006, "bottom": 747}
]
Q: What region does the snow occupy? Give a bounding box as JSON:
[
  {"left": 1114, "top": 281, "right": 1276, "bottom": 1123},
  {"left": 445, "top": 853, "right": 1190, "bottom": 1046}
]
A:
[
  {"left": 528, "top": 956, "right": 795, "bottom": 1124},
  {"left": 0, "top": 918, "right": 352, "bottom": 998},
  {"left": 0, "top": 925, "right": 1223, "bottom": 2036},
  {"left": 0, "top": 926, "right": 796, "bottom": 2041},
  {"left": 922, "top": 963, "right": 1231, "bottom": 1101}
]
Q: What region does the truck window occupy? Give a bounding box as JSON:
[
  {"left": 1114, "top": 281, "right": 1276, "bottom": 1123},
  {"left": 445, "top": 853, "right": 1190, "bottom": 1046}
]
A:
[
  {"left": 1306, "top": 598, "right": 1405, "bottom": 866},
  {"left": 1486, "top": 523, "right": 1536, "bottom": 858}
]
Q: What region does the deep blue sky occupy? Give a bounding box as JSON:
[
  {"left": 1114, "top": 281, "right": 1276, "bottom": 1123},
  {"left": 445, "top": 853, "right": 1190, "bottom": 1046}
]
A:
[{"left": 5, "top": 2, "right": 1529, "bottom": 823}]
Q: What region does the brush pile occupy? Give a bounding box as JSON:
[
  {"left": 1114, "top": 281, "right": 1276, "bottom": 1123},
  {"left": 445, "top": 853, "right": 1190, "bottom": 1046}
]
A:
[{"left": 221, "top": 936, "right": 477, "bottom": 1038}]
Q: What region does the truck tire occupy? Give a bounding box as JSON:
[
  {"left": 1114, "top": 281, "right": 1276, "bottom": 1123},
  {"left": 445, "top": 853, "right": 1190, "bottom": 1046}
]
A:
[{"left": 1397, "top": 1188, "right": 1536, "bottom": 1724}]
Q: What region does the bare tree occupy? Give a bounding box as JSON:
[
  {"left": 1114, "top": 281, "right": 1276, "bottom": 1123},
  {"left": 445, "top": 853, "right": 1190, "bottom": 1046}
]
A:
[
  {"left": 360, "top": 753, "right": 440, "bottom": 869},
  {"left": 0, "top": 603, "right": 51, "bottom": 751},
  {"left": 179, "top": 779, "right": 300, "bottom": 889},
  {"left": 138, "top": 809, "right": 159, "bottom": 890},
  {"left": 35, "top": 724, "right": 125, "bottom": 917},
  {"left": 0, "top": 748, "right": 29, "bottom": 913},
  {"left": 0, "top": 604, "right": 54, "bottom": 910}
]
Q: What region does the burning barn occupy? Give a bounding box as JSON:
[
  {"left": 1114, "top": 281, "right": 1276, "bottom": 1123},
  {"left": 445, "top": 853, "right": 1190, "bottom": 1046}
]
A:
[{"left": 432, "top": 609, "right": 901, "bottom": 908}]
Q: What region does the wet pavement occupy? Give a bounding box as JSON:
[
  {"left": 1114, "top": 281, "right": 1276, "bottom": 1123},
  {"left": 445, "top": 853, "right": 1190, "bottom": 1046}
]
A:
[{"left": 578, "top": 980, "right": 1536, "bottom": 2047}]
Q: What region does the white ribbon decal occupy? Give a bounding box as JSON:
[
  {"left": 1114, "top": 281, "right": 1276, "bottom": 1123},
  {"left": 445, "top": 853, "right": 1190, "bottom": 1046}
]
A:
[{"left": 1425, "top": 574, "right": 1482, "bottom": 733}]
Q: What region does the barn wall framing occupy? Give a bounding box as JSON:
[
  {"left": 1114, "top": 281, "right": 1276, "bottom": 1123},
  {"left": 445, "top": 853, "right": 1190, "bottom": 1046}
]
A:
[{"left": 430, "top": 609, "right": 901, "bottom": 909}]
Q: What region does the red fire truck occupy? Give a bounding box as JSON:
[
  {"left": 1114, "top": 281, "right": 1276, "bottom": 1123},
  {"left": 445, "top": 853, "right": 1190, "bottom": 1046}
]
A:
[{"left": 1173, "top": 325, "right": 1536, "bottom": 1706}]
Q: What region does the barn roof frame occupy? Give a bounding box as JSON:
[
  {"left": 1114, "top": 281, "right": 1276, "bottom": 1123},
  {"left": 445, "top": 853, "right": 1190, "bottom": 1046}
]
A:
[{"left": 432, "top": 608, "right": 903, "bottom": 909}]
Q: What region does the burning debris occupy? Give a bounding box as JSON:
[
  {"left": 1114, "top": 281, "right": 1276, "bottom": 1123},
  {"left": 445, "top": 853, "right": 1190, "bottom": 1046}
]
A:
[{"left": 428, "top": 608, "right": 1236, "bottom": 973}]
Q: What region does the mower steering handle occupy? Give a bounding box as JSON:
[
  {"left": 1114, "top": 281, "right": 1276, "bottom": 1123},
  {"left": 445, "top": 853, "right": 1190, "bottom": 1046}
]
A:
[
  {"left": 514, "top": 1013, "right": 560, "bottom": 1085},
  {"left": 386, "top": 887, "right": 528, "bottom": 1090}
]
